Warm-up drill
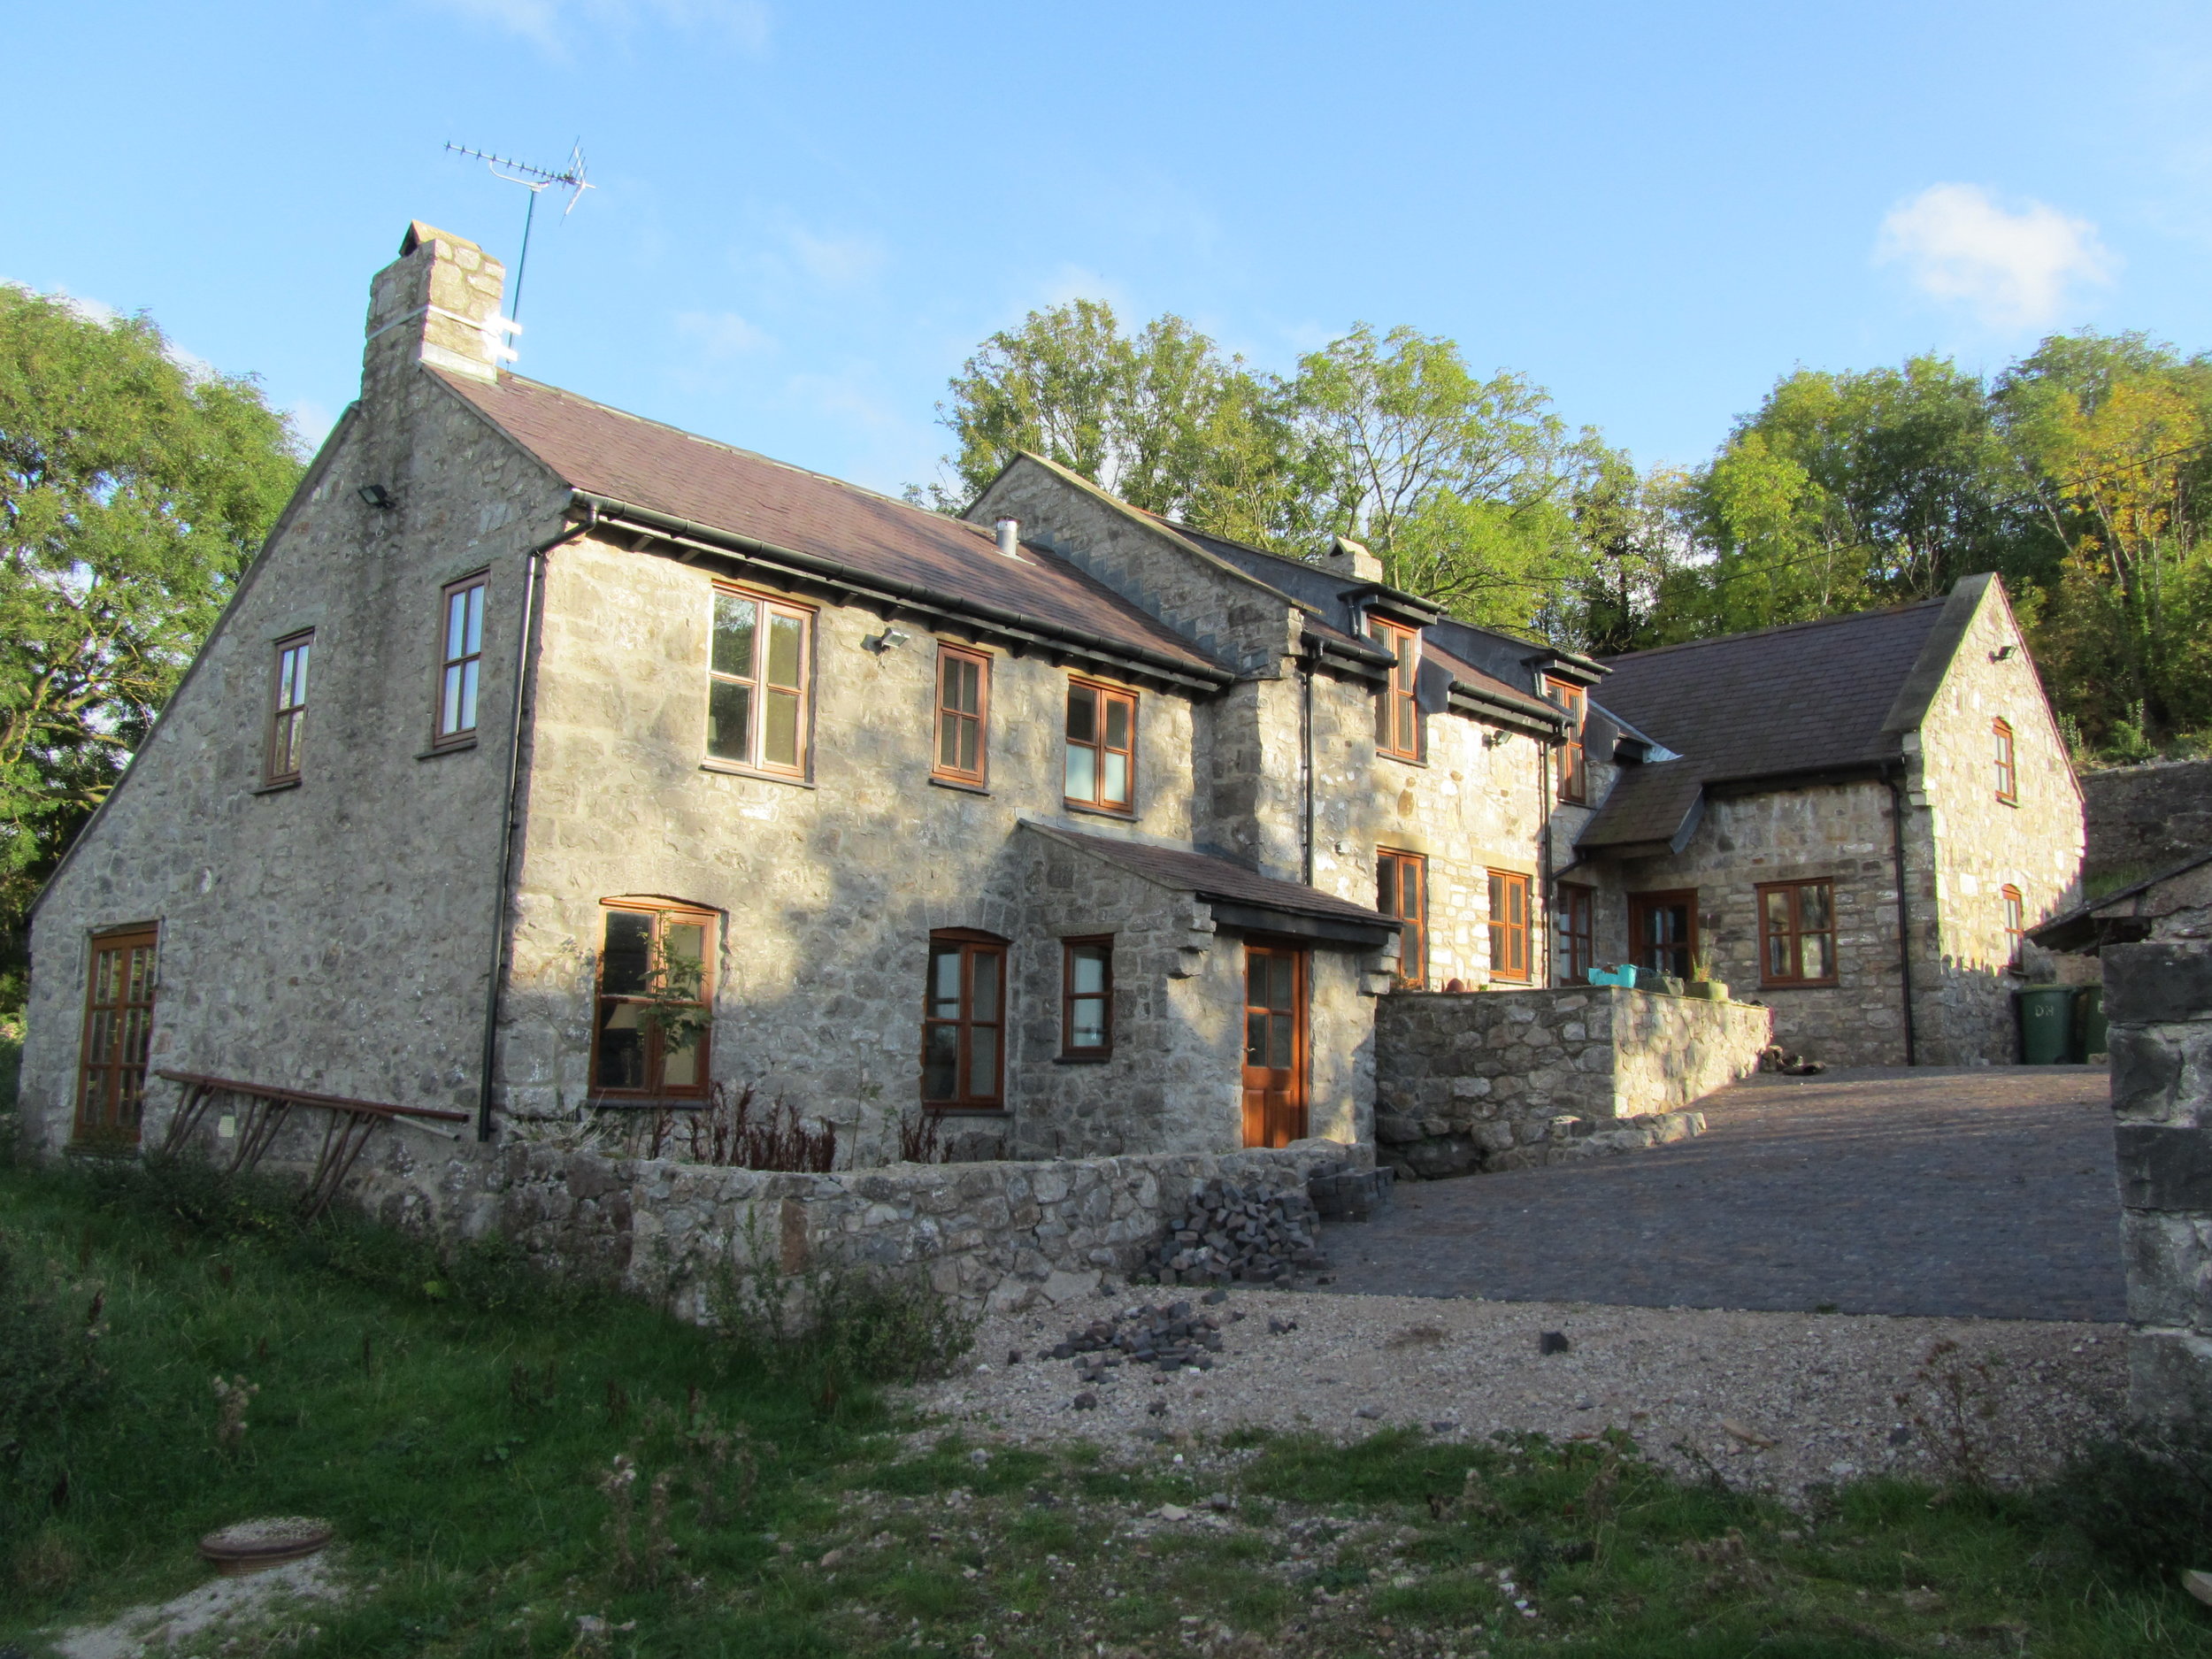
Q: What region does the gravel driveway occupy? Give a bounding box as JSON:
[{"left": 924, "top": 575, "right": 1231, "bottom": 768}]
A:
[{"left": 1335, "top": 1065, "right": 2125, "bottom": 1322}]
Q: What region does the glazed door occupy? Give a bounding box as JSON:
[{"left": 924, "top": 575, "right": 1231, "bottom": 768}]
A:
[
  {"left": 1241, "top": 944, "right": 1308, "bottom": 1148},
  {"left": 1626, "top": 890, "right": 1697, "bottom": 979},
  {"left": 76, "top": 927, "right": 158, "bottom": 1142}
]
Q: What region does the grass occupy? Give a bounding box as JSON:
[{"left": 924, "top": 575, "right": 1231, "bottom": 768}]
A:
[{"left": 6, "top": 1148, "right": 2212, "bottom": 1656}]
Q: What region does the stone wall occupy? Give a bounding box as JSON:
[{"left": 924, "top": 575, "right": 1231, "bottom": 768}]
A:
[
  {"left": 2084, "top": 759, "right": 2212, "bottom": 887},
  {"left": 329, "top": 1121, "right": 1355, "bottom": 1318},
  {"left": 1372, "top": 986, "right": 1770, "bottom": 1178},
  {"left": 2107, "top": 940, "right": 2212, "bottom": 1425}
]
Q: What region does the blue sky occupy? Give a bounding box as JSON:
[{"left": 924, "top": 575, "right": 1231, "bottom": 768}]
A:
[{"left": 10, "top": 1, "right": 2212, "bottom": 498}]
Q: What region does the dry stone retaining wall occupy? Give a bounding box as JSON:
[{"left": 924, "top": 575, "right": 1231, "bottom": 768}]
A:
[{"left": 1373, "top": 986, "right": 1770, "bottom": 1179}]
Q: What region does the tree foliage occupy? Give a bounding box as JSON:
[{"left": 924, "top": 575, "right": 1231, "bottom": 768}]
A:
[{"left": 0, "top": 287, "right": 303, "bottom": 996}]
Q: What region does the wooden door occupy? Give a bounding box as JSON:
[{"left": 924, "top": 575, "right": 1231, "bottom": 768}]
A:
[
  {"left": 1241, "top": 944, "right": 1308, "bottom": 1148},
  {"left": 1626, "top": 890, "right": 1697, "bottom": 979},
  {"left": 76, "top": 927, "right": 158, "bottom": 1142}
]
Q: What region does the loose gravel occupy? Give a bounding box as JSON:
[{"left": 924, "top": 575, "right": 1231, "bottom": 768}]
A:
[{"left": 910, "top": 1287, "right": 2127, "bottom": 1501}]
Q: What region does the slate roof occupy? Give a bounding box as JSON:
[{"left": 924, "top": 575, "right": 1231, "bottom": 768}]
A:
[
  {"left": 434, "top": 371, "right": 1229, "bottom": 680},
  {"left": 1579, "top": 598, "right": 1952, "bottom": 850},
  {"left": 1033, "top": 826, "right": 1397, "bottom": 928}
]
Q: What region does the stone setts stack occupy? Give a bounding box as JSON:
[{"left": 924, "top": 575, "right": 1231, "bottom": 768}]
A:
[
  {"left": 1050, "top": 1299, "right": 1233, "bottom": 1379},
  {"left": 1373, "top": 986, "right": 1771, "bottom": 1179},
  {"left": 1143, "top": 1177, "right": 1328, "bottom": 1285},
  {"left": 2108, "top": 939, "right": 2212, "bottom": 1425}
]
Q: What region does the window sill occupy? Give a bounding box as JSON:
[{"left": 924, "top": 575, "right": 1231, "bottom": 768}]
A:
[
  {"left": 1756, "top": 980, "right": 1842, "bottom": 992},
  {"left": 1055, "top": 1052, "right": 1111, "bottom": 1065},
  {"left": 929, "top": 774, "right": 991, "bottom": 796},
  {"left": 419, "top": 740, "right": 477, "bottom": 759},
  {"left": 1378, "top": 751, "right": 1428, "bottom": 768},
  {"left": 1064, "top": 799, "right": 1138, "bottom": 823},
  {"left": 922, "top": 1103, "right": 1010, "bottom": 1117},
  {"left": 250, "top": 778, "right": 302, "bottom": 796},
  {"left": 700, "top": 758, "right": 816, "bottom": 788},
  {"left": 1996, "top": 795, "right": 2019, "bottom": 808}
]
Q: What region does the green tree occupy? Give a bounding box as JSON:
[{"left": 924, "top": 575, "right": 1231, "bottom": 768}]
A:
[
  {"left": 1994, "top": 331, "right": 2212, "bottom": 749},
  {"left": 0, "top": 287, "right": 302, "bottom": 1001},
  {"left": 922, "top": 300, "right": 1300, "bottom": 541},
  {"left": 1286, "top": 324, "right": 1604, "bottom": 632}
]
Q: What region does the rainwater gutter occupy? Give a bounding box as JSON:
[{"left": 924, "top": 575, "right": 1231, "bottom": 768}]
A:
[{"left": 477, "top": 500, "right": 599, "bottom": 1142}]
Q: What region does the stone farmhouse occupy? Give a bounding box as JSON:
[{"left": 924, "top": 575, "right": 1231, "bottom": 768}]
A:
[{"left": 20, "top": 223, "right": 2086, "bottom": 1180}]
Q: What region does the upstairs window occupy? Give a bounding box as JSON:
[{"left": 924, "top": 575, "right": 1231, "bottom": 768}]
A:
[
  {"left": 435, "top": 574, "right": 487, "bottom": 747},
  {"left": 1487, "top": 869, "right": 1532, "bottom": 982},
  {"left": 1377, "top": 849, "right": 1427, "bottom": 988},
  {"left": 924, "top": 931, "right": 1006, "bottom": 1108},
  {"left": 1993, "top": 718, "right": 2017, "bottom": 804},
  {"left": 709, "top": 588, "right": 812, "bottom": 777},
  {"left": 1062, "top": 937, "right": 1113, "bottom": 1058},
  {"left": 1064, "top": 679, "right": 1136, "bottom": 812},
  {"left": 1371, "top": 617, "right": 1422, "bottom": 761},
  {"left": 2003, "top": 884, "right": 2025, "bottom": 967},
  {"left": 1555, "top": 885, "right": 1594, "bottom": 983},
  {"left": 1548, "top": 677, "right": 1587, "bottom": 803},
  {"left": 1757, "top": 879, "right": 1837, "bottom": 986},
  {"left": 266, "top": 631, "right": 311, "bottom": 784},
  {"left": 591, "top": 901, "right": 716, "bottom": 1100},
  {"left": 934, "top": 645, "right": 990, "bottom": 786}
]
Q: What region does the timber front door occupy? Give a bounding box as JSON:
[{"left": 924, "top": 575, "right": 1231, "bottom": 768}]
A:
[
  {"left": 76, "top": 926, "right": 157, "bottom": 1142},
  {"left": 1626, "top": 890, "right": 1697, "bottom": 979},
  {"left": 1241, "top": 944, "right": 1308, "bottom": 1148}
]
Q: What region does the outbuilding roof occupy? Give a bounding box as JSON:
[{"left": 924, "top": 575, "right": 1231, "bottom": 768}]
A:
[
  {"left": 434, "top": 370, "right": 1231, "bottom": 682},
  {"left": 1578, "top": 592, "right": 1961, "bottom": 852},
  {"left": 1026, "top": 825, "right": 1396, "bottom": 933}
]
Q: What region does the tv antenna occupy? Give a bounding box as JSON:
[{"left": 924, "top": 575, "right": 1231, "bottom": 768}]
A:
[{"left": 443, "top": 140, "right": 595, "bottom": 326}]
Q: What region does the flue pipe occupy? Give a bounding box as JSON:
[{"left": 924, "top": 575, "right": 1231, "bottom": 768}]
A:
[{"left": 995, "top": 518, "right": 1020, "bottom": 557}]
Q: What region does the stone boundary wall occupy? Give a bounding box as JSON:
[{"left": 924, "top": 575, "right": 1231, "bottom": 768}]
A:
[
  {"left": 1374, "top": 987, "right": 1772, "bottom": 1179},
  {"left": 2108, "top": 939, "right": 2212, "bottom": 1425},
  {"left": 210, "top": 1110, "right": 1358, "bottom": 1320},
  {"left": 2085, "top": 759, "right": 2212, "bottom": 887}
]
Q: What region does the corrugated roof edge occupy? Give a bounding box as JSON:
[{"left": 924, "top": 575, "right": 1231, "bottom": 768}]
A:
[{"left": 2030, "top": 848, "right": 2212, "bottom": 948}]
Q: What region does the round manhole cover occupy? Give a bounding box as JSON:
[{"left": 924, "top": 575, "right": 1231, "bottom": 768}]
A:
[{"left": 197, "top": 1517, "right": 334, "bottom": 1575}]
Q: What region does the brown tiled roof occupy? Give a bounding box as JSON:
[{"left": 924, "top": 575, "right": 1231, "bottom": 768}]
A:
[
  {"left": 1578, "top": 599, "right": 1950, "bottom": 850},
  {"left": 1033, "top": 826, "right": 1396, "bottom": 927},
  {"left": 434, "top": 371, "right": 1228, "bottom": 678}
]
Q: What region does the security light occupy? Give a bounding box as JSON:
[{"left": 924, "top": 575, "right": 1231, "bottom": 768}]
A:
[{"left": 357, "top": 483, "right": 395, "bottom": 510}]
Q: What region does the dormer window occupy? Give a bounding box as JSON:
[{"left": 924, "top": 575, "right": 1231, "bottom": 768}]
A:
[
  {"left": 1547, "top": 677, "right": 1586, "bottom": 803},
  {"left": 1370, "top": 618, "right": 1422, "bottom": 761}
]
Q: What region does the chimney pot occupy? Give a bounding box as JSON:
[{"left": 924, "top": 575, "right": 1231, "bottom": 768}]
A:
[
  {"left": 995, "top": 518, "right": 1021, "bottom": 558},
  {"left": 1322, "top": 534, "right": 1385, "bottom": 584}
]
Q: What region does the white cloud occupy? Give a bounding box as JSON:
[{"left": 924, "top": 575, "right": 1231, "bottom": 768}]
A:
[
  {"left": 674, "top": 310, "right": 773, "bottom": 357},
  {"left": 421, "top": 0, "right": 769, "bottom": 57},
  {"left": 785, "top": 229, "right": 883, "bottom": 288},
  {"left": 1874, "top": 183, "right": 2117, "bottom": 330}
]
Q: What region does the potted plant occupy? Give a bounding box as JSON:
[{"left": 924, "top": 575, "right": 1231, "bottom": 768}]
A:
[{"left": 1686, "top": 949, "right": 1728, "bottom": 1002}]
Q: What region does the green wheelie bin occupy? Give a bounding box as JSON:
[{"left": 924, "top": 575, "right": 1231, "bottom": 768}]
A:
[
  {"left": 2074, "top": 984, "right": 2108, "bottom": 1062},
  {"left": 2017, "top": 985, "right": 2075, "bottom": 1064}
]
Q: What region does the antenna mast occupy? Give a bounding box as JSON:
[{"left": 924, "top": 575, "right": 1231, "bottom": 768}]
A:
[{"left": 442, "top": 140, "right": 595, "bottom": 326}]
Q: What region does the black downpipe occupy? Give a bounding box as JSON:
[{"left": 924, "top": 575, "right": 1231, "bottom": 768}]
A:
[
  {"left": 1886, "top": 766, "right": 1920, "bottom": 1067},
  {"left": 477, "top": 503, "right": 598, "bottom": 1141},
  {"left": 1299, "top": 643, "right": 1316, "bottom": 886},
  {"left": 1538, "top": 738, "right": 1554, "bottom": 985}
]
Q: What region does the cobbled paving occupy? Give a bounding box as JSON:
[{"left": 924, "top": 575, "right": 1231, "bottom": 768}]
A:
[{"left": 1326, "top": 1065, "right": 2124, "bottom": 1321}]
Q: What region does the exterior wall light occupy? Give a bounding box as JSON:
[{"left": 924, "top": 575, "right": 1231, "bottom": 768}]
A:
[
  {"left": 864, "top": 627, "right": 912, "bottom": 654},
  {"left": 357, "top": 483, "right": 395, "bottom": 509}
]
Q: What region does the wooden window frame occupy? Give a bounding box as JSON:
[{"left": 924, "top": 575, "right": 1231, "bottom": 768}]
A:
[
  {"left": 707, "top": 585, "right": 815, "bottom": 780},
  {"left": 1555, "top": 885, "right": 1595, "bottom": 983},
  {"left": 1064, "top": 677, "right": 1138, "bottom": 813},
  {"left": 1371, "top": 616, "right": 1424, "bottom": 762},
  {"left": 1993, "top": 718, "right": 2017, "bottom": 804},
  {"left": 1060, "top": 936, "right": 1114, "bottom": 1060},
  {"left": 1548, "top": 677, "right": 1587, "bottom": 803},
  {"left": 1756, "top": 878, "right": 1839, "bottom": 987},
  {"left": 1626, "top": 888, "right": 1700, "bottom": 980},
  {"left": 1377, "top": 849, "right": 1428, "bottom": 989},
  {"left": 933, "top": 644, "right": 990, "bottom": 787},
  {"left": 2002, "top": 884, "right": 2025, "bottom": 968},
  {"left": 588, "top": 900, "right": 718, "bottom": 1103},
  {"left": 923, "top": 930, "right": 1008, "bottom": 1110},
  {"left": 265, "top": 630, "right": 312, "bottom": 785},
  {"left": 434, "top": 572, "right": 488, "bottom": 749},
  {"left": 74, "top": 924, "right": 159, "bottom": 1144},
  {"left": 1487, "top": 868, "right": 1532, "bottom": 982}
]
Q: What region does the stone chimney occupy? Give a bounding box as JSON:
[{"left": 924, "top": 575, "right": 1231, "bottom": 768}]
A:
[
  {"left": 1319, "top": 534, "right": 1384, "bottom": 584},
  {"left": 362, "top": 222, "right": 511, "bottom": 395}
]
